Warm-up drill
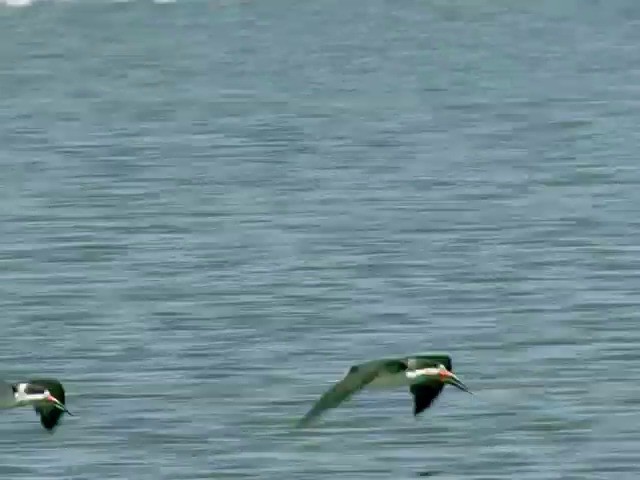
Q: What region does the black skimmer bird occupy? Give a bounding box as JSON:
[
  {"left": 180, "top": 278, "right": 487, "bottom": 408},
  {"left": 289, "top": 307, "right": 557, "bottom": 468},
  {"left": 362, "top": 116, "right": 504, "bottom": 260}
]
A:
[
  {"left": 0, "top": 378, "right": 72, "bottom": 432},
  {"left": 297, "top": 354, "right": 471, "bottom": 427}
]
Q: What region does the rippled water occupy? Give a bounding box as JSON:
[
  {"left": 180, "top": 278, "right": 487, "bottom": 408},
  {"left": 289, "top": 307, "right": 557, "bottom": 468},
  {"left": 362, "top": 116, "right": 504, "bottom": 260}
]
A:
[{"left": 1, "top": 1, "right": 640, "bottom": 478}]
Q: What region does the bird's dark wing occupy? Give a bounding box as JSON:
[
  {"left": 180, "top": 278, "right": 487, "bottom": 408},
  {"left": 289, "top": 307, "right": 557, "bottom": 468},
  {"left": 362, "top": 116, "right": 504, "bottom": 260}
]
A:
[
  {"left": 409, "top": 382, "right": 445, "bottom": 416},
  {"left": 28, "top": 378, "right": 66, "bottom": 432},
  {"left": 296, "top": 362, "right": 392, "bottom": 428}
]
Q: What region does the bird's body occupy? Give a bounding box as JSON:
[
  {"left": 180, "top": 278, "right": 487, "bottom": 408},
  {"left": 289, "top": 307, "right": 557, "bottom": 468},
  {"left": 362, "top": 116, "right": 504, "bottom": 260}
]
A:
[
  {"left": 297, "top": 354, "right": 471, "bottom": 427},
  {"left": 0, "top": 378, "right": 72, "bottom": 432}
]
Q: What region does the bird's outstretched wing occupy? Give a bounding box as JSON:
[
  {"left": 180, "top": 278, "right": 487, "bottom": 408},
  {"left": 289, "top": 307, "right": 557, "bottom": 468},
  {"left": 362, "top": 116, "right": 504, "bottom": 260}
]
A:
[
  {"left": 28, "top": 378, "right": 67, "bottom": 432},
  {"left": 409, "top": 382, "right": 446, "bottom": 416},
  {"left": 296, "top": 363, "right": 384, "bottom": 428},
  {"left": 0, "top": 381, "right": 16, "bottom": 409}
]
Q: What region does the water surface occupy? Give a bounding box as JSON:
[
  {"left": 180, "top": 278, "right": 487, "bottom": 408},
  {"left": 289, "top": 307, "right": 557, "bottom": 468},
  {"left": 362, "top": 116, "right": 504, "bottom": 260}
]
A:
[{"left": 1, "top": 1, "right": 639, "bottom": 479}]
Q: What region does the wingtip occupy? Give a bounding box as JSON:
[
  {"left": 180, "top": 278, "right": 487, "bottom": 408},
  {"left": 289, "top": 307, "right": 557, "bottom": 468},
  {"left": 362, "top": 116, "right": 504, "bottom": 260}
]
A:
[
  {"left": 39, "top": 419, "right": 62, "bottom": 433},
  {"left": 295, "top": 415, "right": 314, "bottom": 429}
]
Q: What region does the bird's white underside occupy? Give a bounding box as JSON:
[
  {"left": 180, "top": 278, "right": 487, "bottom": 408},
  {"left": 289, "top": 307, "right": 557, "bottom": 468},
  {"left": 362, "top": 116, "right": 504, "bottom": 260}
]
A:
[
  {"left": 0, "top": 383, "right": 52, "bottom": 410},
  {"left": 367, "top": 368, "right": 437, "bottom": 389}
]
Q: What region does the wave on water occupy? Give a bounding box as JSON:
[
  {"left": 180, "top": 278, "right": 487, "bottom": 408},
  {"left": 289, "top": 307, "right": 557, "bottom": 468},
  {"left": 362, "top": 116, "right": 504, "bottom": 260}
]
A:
[
  {"left": 0, "top": 0, "right": 34, "bottom": 7},
  {"left": 0, "top": 0, "right": 177, "bottom": 8}
]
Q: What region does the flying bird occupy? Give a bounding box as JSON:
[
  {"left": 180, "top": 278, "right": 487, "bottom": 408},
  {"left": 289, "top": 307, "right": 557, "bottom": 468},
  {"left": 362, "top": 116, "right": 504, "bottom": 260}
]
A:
[
  {"left": 297, "top": 354, "right": 471, "bottom": 427},
  {"left": 0, "top": 378, "right": 73, "bottom": 432}
]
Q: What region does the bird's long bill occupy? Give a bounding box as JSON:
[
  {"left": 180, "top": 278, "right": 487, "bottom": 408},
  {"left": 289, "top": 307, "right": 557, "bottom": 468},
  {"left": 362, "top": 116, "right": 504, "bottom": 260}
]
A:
[
  {"left": 444, "top": 372, "right": 472, "bottom": 394},
  {"left": 47, "top": 395, "right": 74, "bottom": 416}
]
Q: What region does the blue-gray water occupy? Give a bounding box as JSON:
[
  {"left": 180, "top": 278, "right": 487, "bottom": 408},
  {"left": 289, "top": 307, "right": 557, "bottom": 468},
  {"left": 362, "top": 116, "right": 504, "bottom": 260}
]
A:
[{"left": 1, "top": 1, "right": 639, "bottom": 478}]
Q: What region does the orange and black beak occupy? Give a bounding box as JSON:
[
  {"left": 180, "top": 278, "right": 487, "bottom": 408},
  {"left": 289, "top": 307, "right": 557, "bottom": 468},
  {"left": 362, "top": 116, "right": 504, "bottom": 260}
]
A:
[
  {"left": 439, "top": 369, "right": 472, "bottom": 394},
  {"left": 46, "top": 394, "right": 74, "bottom": 416}
]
